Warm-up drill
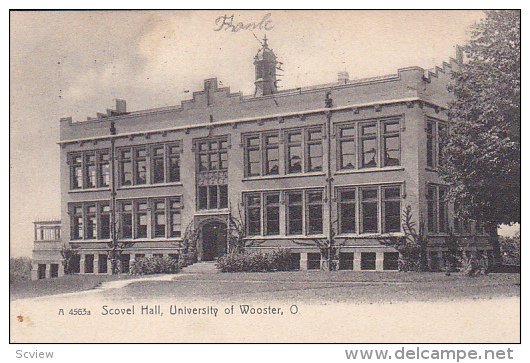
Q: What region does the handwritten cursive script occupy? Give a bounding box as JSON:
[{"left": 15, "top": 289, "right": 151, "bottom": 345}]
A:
[{"left": 214, "top": 13, "right": 274, "bottom": 32}]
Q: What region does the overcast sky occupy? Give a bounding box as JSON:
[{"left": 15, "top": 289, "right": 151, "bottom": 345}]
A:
[{"left": 12, "top": 10, "right": 509, "bottom": 257}]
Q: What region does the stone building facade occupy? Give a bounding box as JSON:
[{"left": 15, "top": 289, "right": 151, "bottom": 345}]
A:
[{"left": 33, "top": 39, "right": 496, "bottom": 277}]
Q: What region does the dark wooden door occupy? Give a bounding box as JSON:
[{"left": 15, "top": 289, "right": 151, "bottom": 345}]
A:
[{"left": 202, "top": 222, "right": 227, "bottom": 261}]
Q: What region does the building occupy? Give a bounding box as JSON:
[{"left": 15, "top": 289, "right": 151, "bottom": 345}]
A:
[
  {"left": 33, "top": 38, "right": 497, "bottom": 278},
  {"left": 31, "top": 220, "right": 62, "bottom": 279}
]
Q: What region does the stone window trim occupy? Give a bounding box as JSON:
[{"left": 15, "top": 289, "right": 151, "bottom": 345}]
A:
[
  {"left": 334, "top": 182, "right": 404, "bottom": 236},
  {"left": 334, "top": 116, "right": 403, "bottom": 172}
]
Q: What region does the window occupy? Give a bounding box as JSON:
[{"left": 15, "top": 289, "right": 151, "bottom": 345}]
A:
[
  {"left": 152, "top": 146, "right": 165, "bottom": 184},
  {"left": 426, "top": 121, "right": 435, "bottom": 168},
  {"left": 453, "top": 217, "right": 461, "bottom": 234},
  {"left": 196, "top": 138, "right": 228, "bottom": 172},
  {"left": 134, "top": 148, "right": 147, "bottom": 185},
  {"left": 361, "top": 188, "right": 378, "bottom": 233},
  {"left": 338, "top": 126, "right": 356, "bottom": 170},
  {"left": 286, "top": 131, "right": 303, "bottom": 174},
  {"left": 426, "top": 119, "right": 448, "bottom": 169},
  {"left": 336, "top": 118, "right": 401, "bottom": 171},
  {"left": 99, "top": 203, "right": 110, "bottom": 239},
  {"left": 427, "top": 185, "right": 437, "bottom": 233},
  {"left": 245, "top": 136, "right": 261, "bottom": 177},
  {"left": 69, "top": 150, "right": 111, "bottom": 190},
  {"left": 84, "top": 254, "right": 94, "bottom": 274},
  {"left": 85, "top": 153, "right": 97, "bottom": 188},
  {"left": 287, "top": 191, "right": 303, "bottom": 235},
  {"left": 264, "top": 193, "right": 280, "bottom": 235},
  {"left": 120, "top": 149, "right": 132, "bottom": 186},
  {"left": 361, "top": 252, "right": 376, "bottom": 270},
  {"left": 98, "top": 254, "right": 108, "bottom": 274},
  {"left": 98, "top": 152, "right": 110, "bottom": 187},
  {"left": 427, "top": 184, "right": 449, "bottom": 234},
  {"left": 265, "top": 134, "right": 279, "bottom": 175},
  {"left": 169, "top": 198, "right": 182, "bottom": 237},
  {"left": 306, "top": 190, "right": 323, "bottom": 235},
  {"left": 152, "top": 200, "right": 165, "bottom": 238},
  {"left": 120, "top": 202, "right": 133, "bottom": 238},
  {"left": 168, "top": 145, "right": 181, "bottom": 182},
  {"left": 246, "top": 194, "right": 261, "bottom": 236},
  {"left": 382, "top": 187, "right": 401, "bottom": 233},
  {"left": 382, "top": 120, "right": 400, "bottom": 166},
  {"left": 306, "top": 129, "right": 323, "bottom": 172},
  {"left": 338, "top": 189, "right": 356, "bottom": 234},
  {"left": 135, "top": 201, "right": 148, "bottom": 238},
  {"left": 339, "top": 252, "right": 354, "bottom": 270},
  {"left": 307, "top": 253, "right": 321, "bottom": 270},
  {"left": 71, "top": 205, "right": 83, "bottom": 240},
  {"left": 289, "top": 253, "right": 301, "bottom": 271},
  {"left": 337, "top": 184, "right": 402, "bottom": 235},
  {"left": 438, "top": 187, "right": 448, "bottom": 233},
  {"left": 198, "top": 185, "right": 228, "bottom": 210},
  {"left": 383, "top": 252, "right": 399, "bottom": 270},
  {"left": 360, "top": 122, "right": 378, "bottom": 168},
  {"left": 85, "top": 204, "right": 97, "bottom": 239}
]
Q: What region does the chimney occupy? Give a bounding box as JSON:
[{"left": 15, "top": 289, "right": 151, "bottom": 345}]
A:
[
  {"left": 116, "top": 99, "right": 127, "bottom": 114},
  {"left": 337, "top": 71, "right": 349, "bottom": 84}
]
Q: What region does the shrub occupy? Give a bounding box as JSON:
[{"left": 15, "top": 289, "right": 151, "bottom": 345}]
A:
[
  {"left": 500, "top": 232, "right": 520, "bottom": 266},
  {"left": 10, "top": 257, "right": 32, "bottom": 283},
  {"left": 129, "top": 256, "right": 179, "bottom": 276},
  {"left": 459, "top": 254, "right": 489, "bottom": 277},
  {"left": 216, "top": 249, "right": 292, "bottom": 273},
  {"left": 178, "top": 251, "right": 198, "bottom": 269}
]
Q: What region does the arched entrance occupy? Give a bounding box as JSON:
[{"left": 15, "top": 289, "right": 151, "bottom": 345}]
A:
[{"left": 201, "top": 221, "right": 227, "bottom": 261}]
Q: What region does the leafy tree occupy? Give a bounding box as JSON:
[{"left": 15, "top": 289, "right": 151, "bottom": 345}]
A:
[{"left": 442, "top": 11, "right": 520, "bottom": 244}]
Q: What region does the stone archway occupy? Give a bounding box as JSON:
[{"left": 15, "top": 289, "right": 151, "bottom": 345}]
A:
[{"left": 200, "top": 220, "right": 227, "bottom": 261}]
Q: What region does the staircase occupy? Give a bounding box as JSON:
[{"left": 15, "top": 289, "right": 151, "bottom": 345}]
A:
[{"left": 181, "top": 261, "right": 219, "bottom": 274}]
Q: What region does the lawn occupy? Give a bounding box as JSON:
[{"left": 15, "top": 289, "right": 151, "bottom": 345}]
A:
[
  {"left": 106, "top": 271, "right": 520, "bottom": 304},
  {"left": 9, "top": 274, "right": 135, "bottom": 301}
]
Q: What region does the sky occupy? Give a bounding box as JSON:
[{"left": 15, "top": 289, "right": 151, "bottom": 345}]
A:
[{"left": 11, "top": 10, "right": 516, "bottom": 257}]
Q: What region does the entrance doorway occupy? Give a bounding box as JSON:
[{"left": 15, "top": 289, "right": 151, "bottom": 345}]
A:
[{"left": 201, "top": 221, "right": 227, "bottom": 261}]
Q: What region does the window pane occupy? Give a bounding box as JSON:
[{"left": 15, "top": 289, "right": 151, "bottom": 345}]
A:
[
  {"left": 168, "top": 156, "right": 180, "bottom": 182},
  {"left": 153, "top": 157, "right": 165, "bottom": 183},
  {"left": 265, "top": 134, "right": 278, "bottom": 145},
  {"left": 340, "top": 140, "right": 355, "bottom": 169},
  {"left": 383, "top": 135, "right": 400, "bottom": 166},
  {"left": 219, "top": 151, "right": 228, "bottom": 170},
  {"left": 308, "top": 143, "right": 323, "bottom": 172},
  {"left": 248, "top": 149, "right": 261, "bottom": 176},
  {"left": 154, "top": 213, "right": 165, "bottom": 237},
  {"left": 308, "top": 205, "right": 323, "bottom": 234},
  {"left": 362, "top": 123, "right": 377, "bottom": 136},
  {"left": 87, "top": 164, "right": 97, "bottom": 188},
  {"left": 170, "top": 211, "right": 181, "bottom": 237},
  {"left": 265, "top": 199, "right": 280, "bottom": 236},
  {"left": 427, "top": 186, "right": 437, "bottom": 233},
  {"left": 340, "top": 189, "right": 356, "bottom": 234},
  {"left": 199, "top": 154, "right": 208, "bottom": 171},
  {"left": 86, "top": 215, "right": 97, "bottom": 239},
  {"left": 121, "top": 161, "right": 132, "bottom": 186},
  {"left": 209, "top": 185, "right": 218, "bottom": 209},
  {"left": 361, "top": 189, "right": 378, "bottom": 233},
  {"left": 308, "top": 129, "right": 322, "bottom": 141},
  {"left": 122, "top": 214, "right": 132, "bottom": 238},
  {"left": 198, "top": 186, "right": 208, "bottom": 210},
  {"left": 219, "top": 185, "right": 228, "bottom": 208},
  {"left": 288, "top": 145, "right": 302, "bottom": 173},
  {"left": 383, "top": 121, "right": 400, "bottom": 133},
  {"left": 135, "top": 160, "right": 147, "bottom": 184},
  {"left": 209, "top": 153, "right": 219, "bottom": 170},
  {"left": 247, "top": 136, "right": 260, "bottom": 147},
  {"left": 361, "top": 252, "right": 376, "bottom": 270},
  {"left": 287, "top": 192, "right": 303, "bottom": 235},
  {"left": 137, "top": 213, "right": 148, "bottom": 238},
  {"left": 426, "top": 122, "right": 435, "bottom": 167},
  {"left": 99, "top": 161, "right": 110, "bottom": 187},
  {"left": 100, "top": 214, "right": 110, "bottom": 239},
  {"left": 247, "top": 195, "right": 261, "bottom": 235},
  {"left": 265, "top": 147, "right": 279, "bottom": 175},
  {"left": 288, "top": 132, "right": 302, "bottom": 143},
  {"left": 72, "top": 165, "right": 83, "bottom": 189},
  {"left": 361, "top": 138, "right": 378, "bottom": 168},
  {"left": 384, "top": 201, "right": 401, "bottom": 232},
  {"left": 340, "top": 126, "right": 355, "bottom": 137}
]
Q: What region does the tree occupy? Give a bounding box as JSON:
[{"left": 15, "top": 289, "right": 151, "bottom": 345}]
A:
[{"left": 442, "top": 11, "right": 520, "bottom": 258}]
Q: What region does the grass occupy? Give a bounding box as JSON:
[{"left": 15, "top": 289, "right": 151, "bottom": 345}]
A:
[
  {"left": 9, "top": 274, "right": 135, "bottom": 301},
  {"left": 107, "top": 270, "right": 520, "bottom": 304}
]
